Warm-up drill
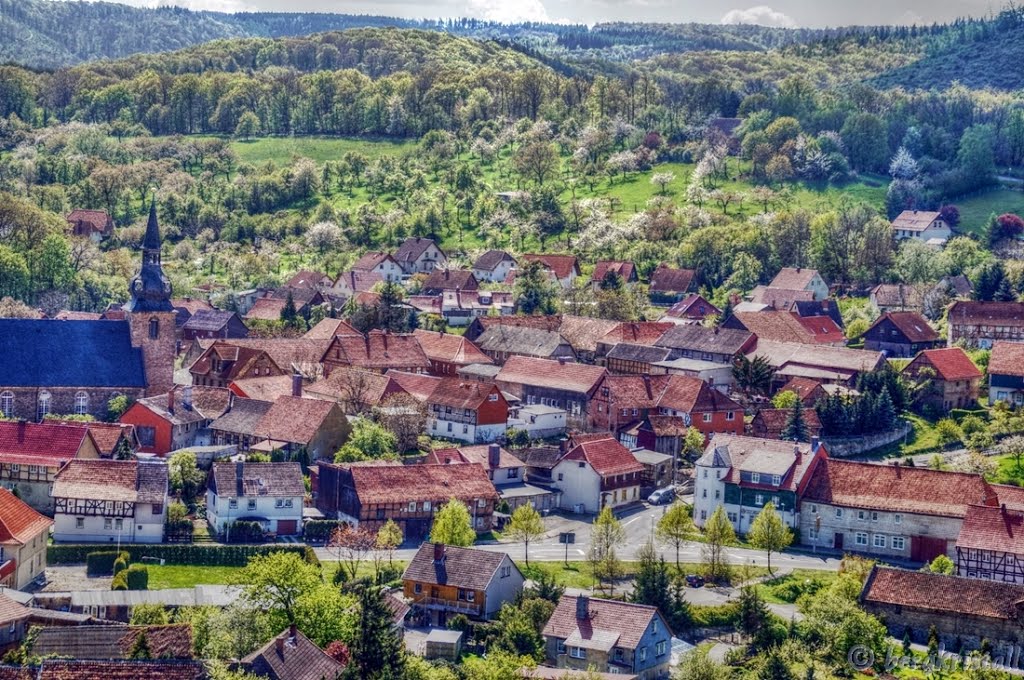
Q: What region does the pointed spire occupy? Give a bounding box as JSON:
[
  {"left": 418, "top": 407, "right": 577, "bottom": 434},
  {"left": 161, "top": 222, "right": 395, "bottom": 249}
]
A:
[{"left": 143, "top": 195, "right": 161, "bottom": 251}]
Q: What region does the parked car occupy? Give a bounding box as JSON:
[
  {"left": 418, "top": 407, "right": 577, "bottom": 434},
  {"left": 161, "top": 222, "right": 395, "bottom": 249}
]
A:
[
  {"left": 648, "top": 487, "right": 675, "bottom": 505},
  {"left": 685, "top": 574, "right": 705, "bottom": 588}
]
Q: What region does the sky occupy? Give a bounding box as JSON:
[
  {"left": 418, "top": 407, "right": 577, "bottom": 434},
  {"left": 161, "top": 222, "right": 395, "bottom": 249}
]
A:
[{"left": 91, "top": 0, "right": 1002, "bottom": 28}]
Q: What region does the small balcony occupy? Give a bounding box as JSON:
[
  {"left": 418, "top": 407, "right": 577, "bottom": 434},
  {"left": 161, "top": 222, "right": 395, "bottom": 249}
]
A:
[
  {"left": 415, "top": 596, "right": 481, "bottom": 617},
  {"left": 0, "top": 559, "right": 16, "bottom": 584}
]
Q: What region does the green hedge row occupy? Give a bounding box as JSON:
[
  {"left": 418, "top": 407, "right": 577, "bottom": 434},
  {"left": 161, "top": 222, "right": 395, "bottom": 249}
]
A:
[
  {"left": 303, "top": 520, "right": 347, "bottom": 544},
  {"left": 51, "top": 543, "right": 308, "bottom": 567},
  {"left": 224, "top": 521, "right": 264, "bottom": 544},
  {"left": 126, "top": 564, "right": 148, "bottom": 590},
  {"left": 86, "top": 551, "right": 130, "bottom": 576}
]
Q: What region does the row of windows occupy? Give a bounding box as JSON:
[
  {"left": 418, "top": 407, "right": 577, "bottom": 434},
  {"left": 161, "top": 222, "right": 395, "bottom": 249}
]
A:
[
  {"left": 0, "top": 391, "right": 91, "bottom": 417},
  {"left": 749, "top": 472, "right": 782, "bottom": 486},
  {"left": 808, "top": 505, "right": 903, "bottom": 525}
]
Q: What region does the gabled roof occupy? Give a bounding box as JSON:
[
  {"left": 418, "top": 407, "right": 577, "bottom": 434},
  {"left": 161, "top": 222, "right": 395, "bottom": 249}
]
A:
[
  {"left": 240, "top": 627, "right": 345, "bottom": 680},
  {"left": 323, "top": 332, "right": 430, "bottom": 371},
  {"left": 591, "top": 260, "right": 636, "bottom": 283},
  {"left": 351, "top": 251, "right": 398, "bottom": 271},
  {"left": 427, "top": 379, "right": 504, "bottom": 411},
  {"left": 657, "top": 374, "right": 742, "bottom": 414},
  {"left": 413, "top": 329, "right": 493, "bottom": 367},
  {"left": 0, "top": 593, "right": 31, "bottom": 627},
  {"left": 181, "top": 309, "right": 243, "bottom": 333},
  {"left": 750, "top": 408, "right": 823, "bottom": 439},
  {"left": 0, "top": 487, "right": 51, "bottom": 545},
  {"left": 136, "top": 386, "right": 233, "bottom": 424},
  {"left": 32, "top": 660, "right": 206, "bottom": 680},
  {"left": 664, "top": 294, "right": 720, "bottom": 320},
  {"left": 210, "top": 462, "right": 304, "bottom": 498},
  {"left": 473, "top": 250, "right": 516, "bottom": 271},
  {"left": 244, "top": 297, "right": 288, "bottom": 321},
  {"left": 228, "top": 376, "right": 295, "bottom": 402},
  {"left": 422, "top": 269, "right": 478, "bottom": 293},
  {"left": 427, "top": 444, "right": 521, "bottom": 471},
  {"left": 562, "top": 435, "right": 643, "bottom": 477},
  {"left": 949, "top": 301, "right": 1024, "bottom": 327},
  {"left": 557, "top": 316, "right": 620, "bottom": 355},
  {"left": 194, "top": 339, "right": 329, "bottom": 375},
  {"left": 649, "top": 265, "right": 695, "bottom": 294},
  {"left": 284, "top": 270, "right": 331, "bottom": 290},
  {"left": 66, "top": 209, "right": 112, "bottom": 230},
  {"left": 386, "top": 371, "right": 442, "bottom": 401},
  {"left": 862, "top": 566, "right": 1024, "bottom": 620},
  {"left": 303, "top": 317, "right": 359, "bottom": 340},
  {"left": 542, "top": 595, "right": 662, "bottom": 651},
  {"left": 794, "top": 315, "right": 846, "bottom": 345},
  {"left": 253, "top": 396, "right": 340, "bottom": 446},
  {"left": 394, "top": 237, "right": 444, "bottom": 264},
  {"left": 749, "top": 286, "right": 814, "bottom": 311},
  {"left": 729, "top": 311, "right": 844, "bottom": 345},
  {"left": 605, "top": 343, "right": 672, "bottom": 365},
  {"left": 599, "top": 375, "right": 669, "bottom": 411},
  {"left": 496, "top": 356, "right": 607, "bottom": 395},
  {"left": 870, "top": 284, "right": 924, "bottom": 309},
  {"left": 209, "top": 398, "right": 273, "bottom": 436},
  {"left": 29, "top": 625, "right": 193, "bottom": 660},
  {"left": 334, "top": 270, "right": 383, "bottom": 293},
  {"left": 957, "top": 504, "right": 1024, "bottom": 555},
  {"left": 305, "top": 367, "right": 404, "bottom": 406},
  {"left": 521, "top": 254, "right": 580, "bottom": 280},
  {"left": 703, "top": 434, "right": 822, "bottom": 492},
  {"left": 802, "top": 458, "right": 995, "bottom": 518},
  {"left": 768, "top": 267, "right": 823, "bottom": 291},
  {"left": 0, "top": 421, "right": 92, "bottom": 468},
  {"left": 599, "top": 322, "right": 675, "bottom": 347},
  {"left": 989, "top": 341, "right": 1024, "bottom": 378},
  {"left": 776, "top": 377, "right": 825, "bottom": 405},
  {"left": 905, "top": 347, "right": 981, "bottom": 382},
  {"left": 655, "top": 325, "right": 753, "bottom": 356},
  {"left": 52, "top": 460, "right": 167, "bottom": 504},
  {"left": 750, "top": 341, "right": 884, "bottom": 376},
  {"left": 189, "top": 342, "right": 281, "bottom": 384},
  {"left": 474, "top": 326, "right": 569, "bottom": 359},
  {"left": 891, "top": 210, "right": 942, "bottom": 231},
  {"left": 335, "top": 461, "right": 498, "bottom": 504},
  {"left": 866, "top": 311, "right": 939, "bottom": 343},
  {"left": 403, "top": 542, "right": 515, "bottom": 590},
  {"left": 0, "top": 319, "right": 145, "bottom": 388}
]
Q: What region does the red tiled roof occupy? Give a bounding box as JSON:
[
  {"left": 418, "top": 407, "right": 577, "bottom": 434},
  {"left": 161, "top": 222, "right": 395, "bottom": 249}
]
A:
[
  {"left": 386, "top": 371, "right": 442, "bottom": 401},
  {"left": 244, "top": 297, "right": 288, "bottom": 321},
  {"left": 473, "top": 250, "right": 516, "bottom": 272},
  {"left": 284, "top": 270, "right": 330, "bottom": 290},
  {"left": 870, "top": 284, "right": 924, "bottom": 309},
  {"left": 394, "top": 237, "right": 444, "bottom": 264},
  {"left": 558, "top": 316, "right": 620, "bottom": 354},
  {"left": 749, "top": 408, "right": 823, "bottom": 439},
  {"left": 427, "top": 444, "right": 521, "bottom": 470},
  {"left": 891, "top": 210, "right": 942, "bottom": 231},
  {"left": 66, "top": 209, "right": 111, "bottom": 232},
  {"left": 302, "top": 317, "right": 359, "bottom": 340},
  {"left": 342, "top": 462, "right": 498, "bottom": 504},
  {"left": 240, "top": 627, "right": 345, "bottom": 680},
  {"left": 324, "top": 331, "right": 430, "bottom": 371},
  {"left": 794, "top": 315, "right": 846, "bottom": 345},
  {"left": 48, "top": 421, "right": 133, "bottom": 456},
  {"left": 664, "top": 294, "right": 720, "bottom": 320},
  {"left": 649, "top": 265, "right": 695, "bottom": 294},
  {"left": 521, "top": 254, "right": 579, "bottom": 280},
  {"left": 403, "top": 542, "right": 513, "bottom": 590},
  {"left": 427, "top": 379, "right": 504, "bottom": 411},
  {"left": 228, "top": 375, "right": 296, "bottom": 402},
  {"left": 563, "top": 436, "right": 643, "bottom": 477},
  {"left": 802, "top": 458, "right": 995, "bottom": 518},
  {"left": 989, "top": 341, "right": 1024, "bottom": 378},
  {"left": 599, "top": 322, "right": 675, "bottom": 347},
  {"left": 413, "top": 329, "right": 493, "bottom": 367},
  {"left": 306, "top": 368, "right": 405, "bottom": 406},
  {"left": 189, "top": 341, "right": 281, "bottom": 383},
  {"left": 334, "top": 270, "right": 383, "bottom": 293},
  {"left": 422, "top": 269, "right": 478, "bottom": 292},
  {"left": 591, "top": 260, "right": 636, "bottom": 283},
  {"left": 862, "top": 566, "right": 1024, "bottom": 620},
  {"left": 253, "top": 396, "right": 340, "bottom": 446},
  {"left": 0, "top": 487, "right": 51, "bottom": 546},
  {"left": 542, "top": 595, "right": 661, "bottom": 650},
  {"left": 732, "top": 311, "right": 829, "bottom": 345},
  {"left": 600, "top": 375, "right": 668, "bottom": 411},
  {"left": 35, "top": 660, "right": 206, "bottom": 680},
  {"left": 957, "top": 504, "right": 1024, "bottom": 554},
  {"left": 749, "top": 286, "right": 815, "bottom": 311},
  {"left": 0, "top": 421, "right": 90, "bottom": 467},
  {"left": 657, "top": 374, "right": 742, "bottom": 414},
  {"left": 52, "top": 460, "right": 167, "bottom": 504},
  {"left": 496, "top": 356, "right": 607, "bottom": 395},
  {"left": 777, "top": 377, "right": 824, "bottom": 405},
  {"left": 0, "top": 593, "right": 30, "bottom": 626},
  {"left": 949, "top": 301, "right": 1024, "bottom": 326},
  {"left": 351, "top": 251, "right": 397, "bottom": 271},
  {"left": 867, "top": 312, "right": 939, "bottom": 344},
  {"left": 905, "top": 347, "right": 982, "bottom": 382},
  {"left": 768, "top": 267, "right": 823, "bottom": 291}
]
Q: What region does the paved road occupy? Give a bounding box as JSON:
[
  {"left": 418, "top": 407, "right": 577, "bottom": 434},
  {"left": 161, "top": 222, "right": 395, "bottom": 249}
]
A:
[{"left": 315, "top": 503, "right": 843, "bottom": 573}]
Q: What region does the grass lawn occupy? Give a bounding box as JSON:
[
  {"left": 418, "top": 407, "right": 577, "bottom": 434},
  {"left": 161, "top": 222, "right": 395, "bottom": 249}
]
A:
[
  {"left": 520, "top": 560, "right": 767, "bottom": 590},
  {"left": 230, "top": 136, "right": 416, "bottom": 166},
  {"left": 992, "top": 453, "right": 1024, "bottom": 486},
  {"left": 146, "top": 565, "right": 242, "bottom": 589},
  {"left": 896, "top": 414, "right": 944, "bottom": 457},
  {"left": 955, "top": 186, "right": 1024, "bottom": 236}
]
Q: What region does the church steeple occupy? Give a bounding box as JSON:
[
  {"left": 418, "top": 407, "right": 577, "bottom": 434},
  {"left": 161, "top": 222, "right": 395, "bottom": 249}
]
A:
[{"left": 126, "top": 195, "right": 172, "bottom": 312}]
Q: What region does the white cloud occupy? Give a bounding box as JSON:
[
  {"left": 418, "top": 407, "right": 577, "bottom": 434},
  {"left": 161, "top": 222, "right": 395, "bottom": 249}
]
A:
[
  {"left": 720, "top": 5, "right": 797, "bottom": 28},
  {"left": 464, "top": 0, "right": 550, "bottom": 23}
]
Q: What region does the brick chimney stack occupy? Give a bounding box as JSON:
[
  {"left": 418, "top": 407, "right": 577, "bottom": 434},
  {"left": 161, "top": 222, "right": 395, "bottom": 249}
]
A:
[
  {"left": 167, "top": 387, "right": 175, "bottom": 415},
  {"left": 576, "top": 595, "right": 590, "bottom": 620},
  {"left": 291, "top": 374, "right": 303, "bottom": 398},
  {"left": 488, "top": 443, "right": 501, "bottom": 469}
]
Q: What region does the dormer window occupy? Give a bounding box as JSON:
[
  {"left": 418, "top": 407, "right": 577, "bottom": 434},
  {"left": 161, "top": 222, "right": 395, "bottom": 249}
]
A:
[
  {"left": 771, "top": 475, "right": 781, "bottom": 486},
  {"left": 750, "top": 472, "right": 760, "bottom": 484}
]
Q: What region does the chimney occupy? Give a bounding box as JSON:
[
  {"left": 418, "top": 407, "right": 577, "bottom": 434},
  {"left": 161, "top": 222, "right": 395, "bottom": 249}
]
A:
[
  {"left": 558, "top": 356, "right": 567, "bottom": 365},
  {"left": 275, "top": 634, "right": 285, "bottom": 655},
  {"left": 17, "top": 420, "right": 26, "bottom": 443},
  {"left": 811, "top": 435, "right": 820, "bottom": 454},
  {"left": 167, "top": 388, "right": 175, "bottom": 415},
  {"left": 1002, "top": 503, "right": 1008, "bottom": 516},
  {"left": 291, "top": 374, "right": 303, "bottom": 398},
  {"left": 433, "top": 543, "right": 446, "bottom": 563},
  {"left": 894, "top": 461, "right": 901, "bottom": 478},
  {"left": 182, "top": 386, "right": 193, "bottom": 411},
  {"left": 576, "top": 595, "right": 590, "bottom": 620},
  {"left": 289, "top": 623, "right": 297, "bottom": 640},
  {"left": 488, "top": 443, "right": 501, "bottom": 469},
  {"left": 559, "top": 437, "right": 569, "bottom": 454}
]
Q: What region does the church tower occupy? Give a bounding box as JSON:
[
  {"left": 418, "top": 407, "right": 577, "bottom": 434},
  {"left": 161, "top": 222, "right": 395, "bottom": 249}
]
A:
[{"left": 126, "top": 198, "right": 176, "bottom": 396}]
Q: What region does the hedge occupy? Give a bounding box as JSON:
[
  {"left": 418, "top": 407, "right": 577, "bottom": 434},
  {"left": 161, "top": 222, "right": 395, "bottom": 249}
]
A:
[
  {"left": 165, "top": 520, "right": 194, "bottom": 544},
  {"left": 303, "top": 520, "right": 347, "bottom": 545},
  {"left": 86, "top": 551, "right": 130, "bottom": 576},
  {"left": 111, "top": 572, "right": 128, "bottom": 590},
  {"left": 225, "top": 521, "right": 264, "bottom": 544},
  {"left": 126, "top": 564, "right": 148, "bottom": 590},
  {"left": 51, "top": 544, "right": 309, "bottom": 568}
]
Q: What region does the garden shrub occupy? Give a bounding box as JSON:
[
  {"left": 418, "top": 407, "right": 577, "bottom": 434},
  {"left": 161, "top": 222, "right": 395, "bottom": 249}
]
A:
[
  {"left": 126, "top": 564, "right": 149, "bottom": 590},
  {"left": 86, "top": 550, "right": 131, "bottom": 576}
]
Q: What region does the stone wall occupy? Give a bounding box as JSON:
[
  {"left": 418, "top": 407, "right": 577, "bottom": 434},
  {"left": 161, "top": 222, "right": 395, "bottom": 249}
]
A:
[
  {"left": 824, "top": 421, "right": 912, "bottom": 458},
  {"left": 0, "top": 386, "right": 144, "bottom": 422}
]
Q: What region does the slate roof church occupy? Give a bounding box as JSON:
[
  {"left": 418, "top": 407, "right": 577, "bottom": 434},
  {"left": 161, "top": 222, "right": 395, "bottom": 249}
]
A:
[{"left": 0, "top": 200, "right": 176, "bottom": 422}]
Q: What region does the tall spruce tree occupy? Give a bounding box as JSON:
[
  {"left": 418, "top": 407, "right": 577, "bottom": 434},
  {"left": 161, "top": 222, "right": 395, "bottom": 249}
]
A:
[
  {"left": 780, "top": 400, "right": 808, "bottom": 442},
  {"left": 343, "top": 583, "right": 405, "bottom": 680}
]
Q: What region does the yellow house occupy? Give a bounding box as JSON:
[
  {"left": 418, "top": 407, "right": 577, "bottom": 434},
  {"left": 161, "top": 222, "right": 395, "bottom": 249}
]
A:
[{"left": 0, "top": 487, "right": 52, "bottom": 590}]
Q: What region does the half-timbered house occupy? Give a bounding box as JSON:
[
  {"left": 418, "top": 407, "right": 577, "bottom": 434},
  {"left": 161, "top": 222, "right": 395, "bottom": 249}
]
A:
[{"left": 956, "top": 503, "right": 1024, "bottom": 584}]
